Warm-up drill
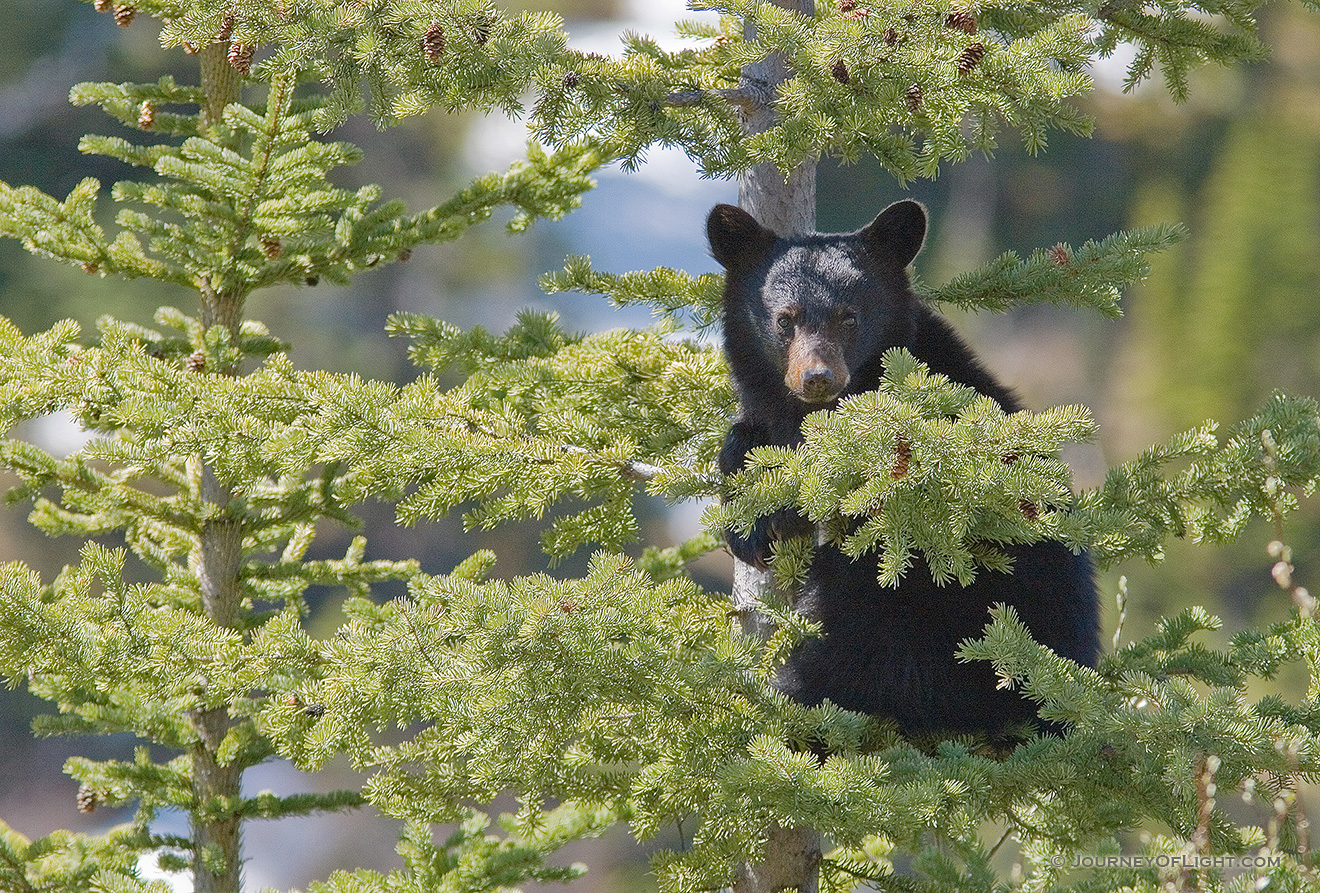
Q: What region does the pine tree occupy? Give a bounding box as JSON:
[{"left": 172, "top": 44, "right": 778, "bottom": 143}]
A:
[{"left": 1, "top": 2, "right": 1320, "bottom": 893}]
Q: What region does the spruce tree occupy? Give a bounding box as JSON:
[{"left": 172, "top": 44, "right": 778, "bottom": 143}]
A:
[{"left": 1, "top": 2, "right": 1319, "bottom": 893}]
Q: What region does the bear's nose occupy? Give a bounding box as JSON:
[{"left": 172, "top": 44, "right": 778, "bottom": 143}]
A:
[{"left": 800, "top": 367, "right": 840, "bottom": 401}]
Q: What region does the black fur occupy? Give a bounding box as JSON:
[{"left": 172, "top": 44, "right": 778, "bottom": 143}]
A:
[{"left": 709, "top": 201, "right": 1100, "bottom": 737}]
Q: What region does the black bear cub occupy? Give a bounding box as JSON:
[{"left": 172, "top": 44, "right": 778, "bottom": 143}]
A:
[{"left": 708, "top": 200, "right": 1100, "bottom": 737}]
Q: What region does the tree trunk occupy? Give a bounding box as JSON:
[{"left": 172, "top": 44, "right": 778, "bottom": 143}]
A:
[
  {"left": 189, "top": 466, "right": 245, "bottom": 893},
  {"left": 736, "top": 0, "right": 816, "bottom": 238},
  {"left": 188, "top": 48, "right": 247, "bottom": 893},
  {"left": 199, "top": 42, "right": 242, "bottom": 132},
  {"left": 730, "top": 2, "right": 821, "bottom": 892}
]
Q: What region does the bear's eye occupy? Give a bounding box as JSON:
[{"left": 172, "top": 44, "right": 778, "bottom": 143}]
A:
[
  {"left": 841, "top": 313, "right": 858, "bottom": 329},
  {"left": 776, "top": 314, "right": 794, "bottom": 334}
]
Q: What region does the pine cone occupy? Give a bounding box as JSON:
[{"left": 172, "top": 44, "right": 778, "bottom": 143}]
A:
[
  {"left": 303, "top": 703, "right": 326, "bottom": 718},
  {"left": 94, "top": 0, "right": 112, "bottom": 12},
  {"left": 217, "top": 10, "right": 235, "bottom": 42},
  {"left": 82, "top": 261, "right": 99, "bottom": 275},
  {"left": 422, "top": 21, "right": 446, "bottom": 63},
  {"left": 76, "top": 786, "right": 98, "bottom": 814},
  {"left": 185, "top": 350, "right": 206, "bottom": 373},
  {"left": 113, "top": 4, "right": 136, "bottom": 27},
  {"left": 831, "top": 58, "right": 850, "bottom": 84},
  {"left": 839, "top": 0, "right": 855, "bottom": 10},
  {"left": 891, "top": 437, "right": 911, "bottom": 479},
  {"left": 1020, "top": 500, "right": 1039, "bottom": 521},
  {"left": 260, "top": 237, "right": 282, "bottom": 259},
  {"left": 945, "top": 10, "right": 978, "bottom": 34},
  {"left": 883, "top": 27, "right": 900, "bottom": 45},
  {"left": 228, "top": 41, "right": 255, "bottom": 76},
  {"left": 905, "top": 82, "right": 923, "bottom": 112},
  {"left": 138, "top": 101, "right": 155, "bottom": 130},
  {"left": 1048, "top": 243, "right": 1071, "bottom": 266},
  {"left": 562, "top": 70, "right": 580, "bottom": 90},
  {"left": 957, "top": 42, "right": 986, "bottom": 74}
]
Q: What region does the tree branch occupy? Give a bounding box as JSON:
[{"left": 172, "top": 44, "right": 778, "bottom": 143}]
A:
[
  {"left": 665, "top": 81, "right": 774, "bottom": 114},
  {"left": 559, "top": 444, "right": 664, "bottom": 483}
]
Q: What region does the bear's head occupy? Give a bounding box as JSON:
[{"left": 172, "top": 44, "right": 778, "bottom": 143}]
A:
[{"left": 708, "top": 200, "right": 927, "bottom": 406}]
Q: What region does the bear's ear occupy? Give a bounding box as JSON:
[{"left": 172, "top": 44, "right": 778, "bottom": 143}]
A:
[
  {"left": 707, "top": 204, "right": 775, "bottom": 269},
  {"left": 857, "top": 199, "right": 927, "bottom": 268}
]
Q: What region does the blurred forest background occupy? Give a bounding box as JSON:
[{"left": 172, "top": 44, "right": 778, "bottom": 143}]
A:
[{"left": 0, "top": 0, "right": 1318, "bottom": 889}]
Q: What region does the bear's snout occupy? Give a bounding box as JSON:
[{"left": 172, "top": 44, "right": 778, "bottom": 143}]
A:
[
  {"left": 797, "top": 365, "right": 842, "bottom": 401},
  {"left": 785, "top": 337, "right": 849, "bottom": 402}
]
